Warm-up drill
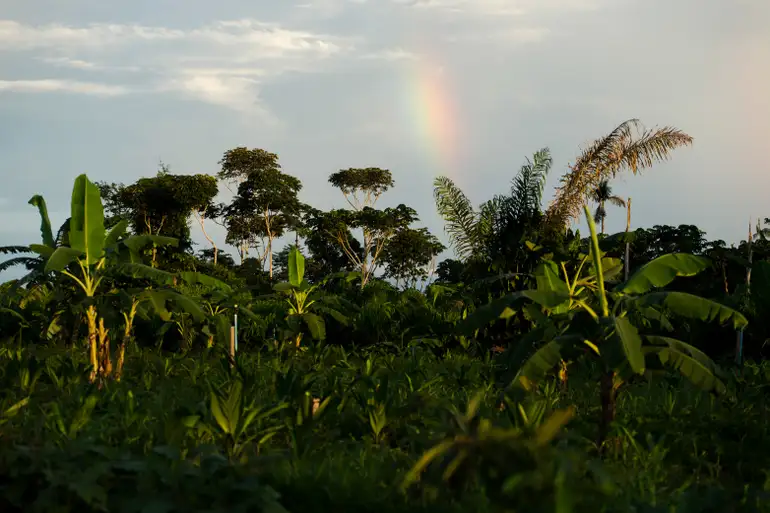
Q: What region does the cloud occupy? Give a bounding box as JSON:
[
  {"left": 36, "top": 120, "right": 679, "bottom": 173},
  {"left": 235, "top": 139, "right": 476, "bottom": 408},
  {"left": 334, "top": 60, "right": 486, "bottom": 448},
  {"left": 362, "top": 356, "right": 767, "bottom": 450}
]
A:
[
  {"left": 0, "top": 79, "right": 128, "bottom": 96},
  {"left": 0, "top": 19, "right": 349, "bottom": 58},
  {"left": 40, "top": 56, "right": 141, "bottom": 72},
  {"left": 0, "top": 18, "right": 365, "bottom": 115},
  {"left": 392, "top": 0, "right": 600, "bottom": 16},
  {"left": 359, "top": 48, "right": 418, "bottom": 61}
]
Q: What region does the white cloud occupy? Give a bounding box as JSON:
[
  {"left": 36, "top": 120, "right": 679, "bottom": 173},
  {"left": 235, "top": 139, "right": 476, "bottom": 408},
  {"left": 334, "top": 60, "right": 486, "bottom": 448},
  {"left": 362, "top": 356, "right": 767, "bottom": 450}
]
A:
[
  {"left": 0, "top": 20, "right": 184, "bottom": 50},
  {"left": 392, "top": 0, "right": 600, "bottom": 16},
  {"left": 0, "top": 18, "right": 363, "bottom": 115},
  {"left": 0, "top": 79, "right": 128, "bottom": 96},
  {"left": 0, "top": 19, "right": 349, "bottom": 58},
  {"left": 40, "top": 56, "right": 141, "bottom": 72}
]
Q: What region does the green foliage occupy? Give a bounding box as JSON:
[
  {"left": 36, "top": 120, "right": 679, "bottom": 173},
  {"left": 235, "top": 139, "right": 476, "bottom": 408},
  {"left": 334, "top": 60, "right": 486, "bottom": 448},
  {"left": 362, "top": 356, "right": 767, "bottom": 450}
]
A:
[
  {"left": 328, "top": 167, "right": 395, "bottom": 200},
  {"left": 382, "top": 227, "right": 445, "bottom": 288},
  {"left": 3, "top": 134, "right": 770, "bottom": 513}
]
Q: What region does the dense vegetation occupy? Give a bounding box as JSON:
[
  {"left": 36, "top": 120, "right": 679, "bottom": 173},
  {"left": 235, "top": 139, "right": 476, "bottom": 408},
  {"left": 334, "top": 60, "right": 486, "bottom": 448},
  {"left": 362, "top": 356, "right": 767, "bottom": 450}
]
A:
[{"left": 1, "top": 118, "right": 769, "bottom": 512}]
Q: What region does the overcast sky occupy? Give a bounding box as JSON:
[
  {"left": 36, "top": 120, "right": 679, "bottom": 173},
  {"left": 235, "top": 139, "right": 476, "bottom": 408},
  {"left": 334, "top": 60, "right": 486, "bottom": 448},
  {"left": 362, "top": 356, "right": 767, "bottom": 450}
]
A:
[{"left": 1, "top": 0, "right": 768, "bottom": 278}]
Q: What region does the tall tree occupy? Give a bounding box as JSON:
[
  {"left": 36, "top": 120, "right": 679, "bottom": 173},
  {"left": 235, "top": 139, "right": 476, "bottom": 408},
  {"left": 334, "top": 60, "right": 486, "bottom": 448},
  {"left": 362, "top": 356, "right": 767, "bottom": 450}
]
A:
[
  {"left": 590, "top": 179, "right": 626, "bottom": 234},
  {"left": 544, "top": 119, "right": 693, "bottom": 235},
  {"left": 217, "top": 147, "right": 302, "bottom": 278},
  {"left": 326, "top": 168, "right": 416, "bottom": 287}
]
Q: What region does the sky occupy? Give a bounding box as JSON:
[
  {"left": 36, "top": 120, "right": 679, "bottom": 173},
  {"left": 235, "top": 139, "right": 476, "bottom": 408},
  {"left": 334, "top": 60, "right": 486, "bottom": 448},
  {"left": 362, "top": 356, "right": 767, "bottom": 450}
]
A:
[{"left": 1, "top": 0, "right": 769, "bottom": 279}]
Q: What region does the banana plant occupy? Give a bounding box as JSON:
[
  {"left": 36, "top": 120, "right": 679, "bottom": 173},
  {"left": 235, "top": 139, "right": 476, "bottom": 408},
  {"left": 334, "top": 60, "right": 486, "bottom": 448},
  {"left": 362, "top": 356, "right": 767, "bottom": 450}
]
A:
[
  {"left": 463, "top": 206, "right": 748, "bottom": 450},
  {"left": 39, "top": 175, "right": 179, "bottom": 382},
  {"left": 270, "top": 247, "right": 350, "bottom": 348}
]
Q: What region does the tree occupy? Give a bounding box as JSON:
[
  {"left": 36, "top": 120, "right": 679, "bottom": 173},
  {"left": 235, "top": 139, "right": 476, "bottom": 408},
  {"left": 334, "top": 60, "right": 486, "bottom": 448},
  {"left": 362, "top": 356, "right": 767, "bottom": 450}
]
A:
[
  {"left": 217, "top": 148, "right": 302, "bottom": 278},
  {"left": 98, "top": 168, "right": 219, "bottom": 266},
  {"left": 328, "top": 167, "right": 394, "bottom": 210},
  {"left": 326, "top": 168, "right": 415, "bottom": 288},
  {"left": 433, "top": 148, "right": 553, "bottom": 269},
  {"left": 302, "top": 207, "right": 362, "bottom": 281},
  {"left": 590, "top": 179, "right": 626, "bottom": 234},
  {"left": 381, "top": 227, "right": 445, "bottom": 289},
  {"left": 544, "top": 119, "right": 693, "bottom": 234}
]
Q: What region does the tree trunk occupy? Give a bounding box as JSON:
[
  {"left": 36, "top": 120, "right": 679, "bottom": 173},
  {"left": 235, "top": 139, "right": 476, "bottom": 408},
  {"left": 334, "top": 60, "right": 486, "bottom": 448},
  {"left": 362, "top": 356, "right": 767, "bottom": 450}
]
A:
[
  {"left": 195, "top": 209, "right": 218, "bottom": 265},
  {"left": 86, "top": 305, "right": 99, "bottom": 382},
  {"left": 598, "top": 371, "right": 618, "bottom": 453},
  {"left": 624, "top": 197, "right": 632, "bottom": 282},
  {"left": 98, "top": 317, "right": 112, "bottom": 377}
]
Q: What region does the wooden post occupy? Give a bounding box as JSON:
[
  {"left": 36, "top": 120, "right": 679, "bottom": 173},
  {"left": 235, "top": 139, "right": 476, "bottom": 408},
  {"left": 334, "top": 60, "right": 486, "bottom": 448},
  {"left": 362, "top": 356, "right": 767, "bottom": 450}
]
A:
[
  {"left": 229, "top": 326, "right": 235, "bottom": 367},
  {"left": 624, "top": 197, "right": 632, "bottom": 282}
]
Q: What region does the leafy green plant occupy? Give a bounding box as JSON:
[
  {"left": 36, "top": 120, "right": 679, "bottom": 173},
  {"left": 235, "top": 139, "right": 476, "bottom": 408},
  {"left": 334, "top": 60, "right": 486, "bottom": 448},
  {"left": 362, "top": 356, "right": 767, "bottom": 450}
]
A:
[
  {"left": 471, "top": 206, "right": 748, "bottom": 449},
  {"left": 270, "top": 247, "right": 349, "bottom": 348}
]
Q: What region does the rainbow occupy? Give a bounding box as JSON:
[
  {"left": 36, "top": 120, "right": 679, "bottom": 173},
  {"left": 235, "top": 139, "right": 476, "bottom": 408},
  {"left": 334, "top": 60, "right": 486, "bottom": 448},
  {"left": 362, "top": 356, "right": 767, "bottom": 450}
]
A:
[{"left": 404, "top": 54, "right": 463, "bottom": 181}]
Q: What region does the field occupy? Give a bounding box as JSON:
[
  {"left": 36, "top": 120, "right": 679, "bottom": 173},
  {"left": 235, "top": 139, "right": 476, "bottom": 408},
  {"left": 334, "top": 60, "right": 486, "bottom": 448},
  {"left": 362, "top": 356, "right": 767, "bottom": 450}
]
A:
[
  {"left": 2, "top": 125, "right": 770, "bottom": 512},
  {"left": 1, "top": 345, "right": 768, "bottom": 512}
]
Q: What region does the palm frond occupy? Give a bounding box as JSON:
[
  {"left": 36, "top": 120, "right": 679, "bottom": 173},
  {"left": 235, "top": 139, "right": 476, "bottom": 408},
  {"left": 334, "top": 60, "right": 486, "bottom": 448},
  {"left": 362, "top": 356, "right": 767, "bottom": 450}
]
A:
[
  {"left": 478, "top": 195, "right": 506, "bottom": 241},
  {"left": 608, "top": 195, "right": 627, "bottom": 208},
  {"left": 0, "top": 257, "right": 39, "bottom": 274},
  {"left": 0, "top": 246, "right": 32, "bottom": 255},
  {"left": 544, "top": 119, "right": 692, "bottom": 233},
  {"left": 433, "top": 176, "right": 479, "bottom": 261},
  {"left": 509, "top": 147, "right": 552, "bottom": 220},
  {"left": 593, "top": 205, "right": 606, "bottom": 224}
]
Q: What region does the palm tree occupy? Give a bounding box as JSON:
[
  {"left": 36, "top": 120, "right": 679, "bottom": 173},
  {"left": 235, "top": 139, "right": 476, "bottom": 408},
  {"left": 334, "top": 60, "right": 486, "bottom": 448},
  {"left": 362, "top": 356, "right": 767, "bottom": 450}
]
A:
[
  {"left": 433, "top": 148, "right": 552, "bottom": 262},
  {"left": 544, "top": 119, "right": 693, "bottom": 235},
  {"left": 590, "top": 179, "right": 626, "bottom": 234}
]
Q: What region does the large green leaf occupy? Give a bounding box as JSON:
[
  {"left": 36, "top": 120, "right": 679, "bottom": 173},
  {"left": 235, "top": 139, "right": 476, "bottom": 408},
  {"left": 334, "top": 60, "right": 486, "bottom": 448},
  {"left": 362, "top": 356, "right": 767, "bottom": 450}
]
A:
[
  {"left": 113, "top": 262, "right": 175, "bottom": 285},
  {"left": 69, "top": 174, "right": 106, "bottom": 265},
  {"left": 645, "top": 336, "right": 721, "bottom": 377},
  {"left": 458, "top": 290, "right": 570, "bottom": 335},
  {"left": 535, "top": 262, "right": 569, "bottom": 295},
  {"left": 301, "top": 312, "right": 326, "bottom": 340},
  {"left": 273, "top": 282, "right": 296, "bottom": 293},
  {"left": 616, "top": 253, "right": 711, "bottom": 294},
  {"left": 122, "top": 234, "right": 179, "bottom": 253},
  {"left": 104, "top": 219, "right": 129, "bottom": 249},
  {"left": 510, "top": 337, "right": 574, "bottom": 390},
  {"left": 28, "top": 244, "right": 55, "bottom": 258},
  {"left": 645, "top": 345, "right": 726, "bottom": 395},
  {"left": 634, "top": 291, "right": 748, "bottom": 330},
  {"left": 288, "top": 247, "right": 305, "bottom": 288},
  {"left": 149, "top": 290, "right": 205, "bottom": 321},
  {"left": 316, "top": 305, "right": 349, "bottom": 326},
  {"left": 28, "top": 195, "right": 55, "bottom": 248},
  {"left": 178, "top": 272, "right": 232, "bottom": 293},
  {"left": 44, "top": 247, "right": 84, "bottom": 272},
  {"left": 586, "top": 257, "right": 623, "bottom": 281},
  {"left": 612, "top": 316, "right": 645, "bottom": 374}
]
